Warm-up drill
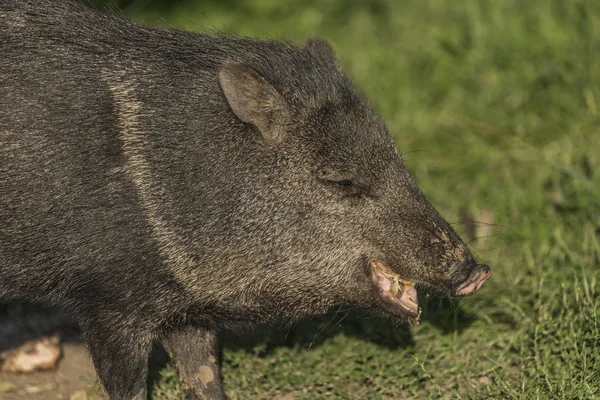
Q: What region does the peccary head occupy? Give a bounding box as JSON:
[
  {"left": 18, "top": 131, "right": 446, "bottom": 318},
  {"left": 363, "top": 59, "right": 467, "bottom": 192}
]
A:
[
  {"left": 206, "top": 37, "right": 491, "bottom": 323},
  {"left": 150, "top": 37, "right": 491, "bottom": 324}
]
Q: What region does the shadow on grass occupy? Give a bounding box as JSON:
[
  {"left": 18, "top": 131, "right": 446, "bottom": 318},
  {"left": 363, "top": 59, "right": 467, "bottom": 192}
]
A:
[
  {"left": 219, "top": 293, "right": 482, "bottom": 355},
  {"left": 145, "top": 294, "right": 485, "bottom": 396}
]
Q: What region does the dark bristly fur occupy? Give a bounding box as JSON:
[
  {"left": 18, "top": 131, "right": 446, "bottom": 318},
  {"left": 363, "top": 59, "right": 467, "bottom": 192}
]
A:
[{"left": 0, "top": 0, "right": 489, "bottom": 398}]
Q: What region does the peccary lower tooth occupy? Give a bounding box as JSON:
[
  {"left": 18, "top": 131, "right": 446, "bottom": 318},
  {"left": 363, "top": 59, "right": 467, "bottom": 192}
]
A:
[{"left": 390, "top": 278, "right": 399, "bottom": 297}]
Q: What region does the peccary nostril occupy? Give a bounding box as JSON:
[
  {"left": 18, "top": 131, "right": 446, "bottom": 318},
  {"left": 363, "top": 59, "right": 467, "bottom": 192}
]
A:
[{"left": 455, "top": 264, "right": 492, "bottom": 297}]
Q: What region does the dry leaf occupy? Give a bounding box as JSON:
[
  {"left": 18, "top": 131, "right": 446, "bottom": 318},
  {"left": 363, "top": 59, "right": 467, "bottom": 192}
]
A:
[{"left": 0, "top": 333, "right": 62, "bottom": 373}]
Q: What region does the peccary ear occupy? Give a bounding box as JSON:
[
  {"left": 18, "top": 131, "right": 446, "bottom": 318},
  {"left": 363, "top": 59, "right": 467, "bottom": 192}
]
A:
[
  {"left": 305, "top": 37, "right": 342, "bottom": 71},
  {"left": 218, "top": 62, "right": 289, "bottom": 144}
]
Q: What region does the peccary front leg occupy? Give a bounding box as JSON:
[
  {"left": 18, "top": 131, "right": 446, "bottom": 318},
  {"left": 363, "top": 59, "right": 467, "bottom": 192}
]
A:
[
  {"left": 81, "top": 321, "right": 153, "bottom": 400},
  {"left": 162, "top": 327, "right": 225, "bottom": 400}
]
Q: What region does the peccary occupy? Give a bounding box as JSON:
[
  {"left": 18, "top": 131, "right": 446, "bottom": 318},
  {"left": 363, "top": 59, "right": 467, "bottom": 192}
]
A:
[{"left": 0, "top": 0, "right": 492, "bottom": 398}]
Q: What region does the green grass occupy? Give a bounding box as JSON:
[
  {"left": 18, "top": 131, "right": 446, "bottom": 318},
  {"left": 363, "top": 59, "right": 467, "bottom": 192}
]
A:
[{"left": 87, "top": 0, "right": 600, "bottom": 398}]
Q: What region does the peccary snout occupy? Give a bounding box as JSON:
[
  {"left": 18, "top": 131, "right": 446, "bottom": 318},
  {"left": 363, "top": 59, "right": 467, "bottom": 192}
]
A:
[
  {"left": 365, "top": 182, "right": 492, "bottom": 320},
  {"left": 455, "top": 263, "right": 492, "bottom": 297}
]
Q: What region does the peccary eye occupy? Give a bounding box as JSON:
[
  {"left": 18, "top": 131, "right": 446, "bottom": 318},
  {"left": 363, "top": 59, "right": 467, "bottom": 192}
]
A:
[
  {"left": 332, "top": 180, "right": 353, "bottom": 188},
  {"left": 318, "top": 169, "right": 369, "bottom": 197},
  {"left": 328, "top": 179, "right": 366, "bottom": 197}
]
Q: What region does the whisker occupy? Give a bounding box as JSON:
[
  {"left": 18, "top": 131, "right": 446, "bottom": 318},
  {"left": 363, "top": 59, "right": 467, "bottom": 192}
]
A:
[
  {"left": 451, "top": 220, "right": 504, "bottom": 228},
  {"left": 309, "top": 305, "right": 349, "bottom": 349},
  {"left": 400, "top": 149, "right": 429, "bottom": 156},
  {"left": 466, "top": 234, "right": 504, "bottom": 245}
]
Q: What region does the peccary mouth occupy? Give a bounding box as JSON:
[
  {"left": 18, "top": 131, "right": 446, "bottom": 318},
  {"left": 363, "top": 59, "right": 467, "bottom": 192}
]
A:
[{"left": 370, "top": 260, "right": 421, "bottom": 320}]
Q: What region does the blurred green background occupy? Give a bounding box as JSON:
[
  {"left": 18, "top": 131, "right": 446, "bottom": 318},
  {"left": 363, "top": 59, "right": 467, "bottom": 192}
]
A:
[{"left": 91, "top": 0, "right": 600, "bottom": 398}]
